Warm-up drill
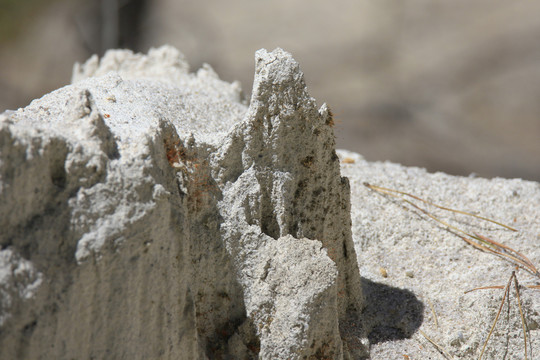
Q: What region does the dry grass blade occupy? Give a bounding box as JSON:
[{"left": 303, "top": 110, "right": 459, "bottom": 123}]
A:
[
  {"left": 465, "top": 283, "right": 540, "bottom": 293},
  {"left": 513, "top": 274, "right": 529, "bottom": 360},
  {"left": 363, "top": 183, "right": 540, "bottom": 278},
  {"left": 363, "top": 183, "right": 518, "bottom": 231},
  {"left": 477, "top": 272, "right": 531, "bottom": 360},
  {"left": 419, "top": 330, "right": 454, "bottom": 360},
  {"left": 477, "top": 272, "right": 513, "bottom": 360},
  {"left": 474, "top": 233, "right": 539, "bottom": 277},
  {"left": 464, "top": 285, "right": 505, "bottom": 293},
  {"left": 364, "top": 183, "right": 538, "bottom": 359},
  {"left": 426, "top": 297, "right": 439, "bottom": 329}
]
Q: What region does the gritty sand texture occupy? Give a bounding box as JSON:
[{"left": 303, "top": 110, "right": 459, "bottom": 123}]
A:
[
  {"left": 338, "top": 149, "right": 540, "bottom": 359},
  {"left": 0, "top": 46, "right": 538, "bottom": 359}
]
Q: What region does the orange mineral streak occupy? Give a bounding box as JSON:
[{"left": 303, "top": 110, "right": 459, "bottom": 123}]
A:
[{"left": 163, "top": 136, "right": 217, "bottom": 211}]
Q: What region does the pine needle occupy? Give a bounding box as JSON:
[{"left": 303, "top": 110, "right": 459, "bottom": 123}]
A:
[
  {"left": 426, "top": 297, "right": 439, "bottom": 329},
  {"left": 363, "top": 183, "right": 537, "bottom": 359},
  {"left": 513, "top": 274, "right": 529, "bottom": 360},
  {"left": 363, "top": 183, "right": 518, "bottom": 231},
  {"left": 477, "top": 271, "right": 531, "bottom": 360},
  {"left": 419, "top": 330, "right": 454, "bottom": 360},
  {"left": 477, "top": 272, "right": 512, "bottom": 360},
  {"left": 363, "top": 183, "right": 539, "bottom": 278}
]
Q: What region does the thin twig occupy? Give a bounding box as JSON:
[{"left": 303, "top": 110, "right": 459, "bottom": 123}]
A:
[
  {"left": 364, "top": 183, "right": 538, "bottom": 359},
  {"left": 513, "top": 274, "right": 529, "bottom": 360},
  {"left": 464, "top": 285, "right": 506, "bottom": 293},
  {"left": 474, "top": 233, "right": 539, "bottom": 277},
  {"left": 363, "top": 183, "right": 518, "bottom": 231},
  {"left": 426, "top": 297, "right": 439, "bottom": 329},
  {"left": 364, "top": 183, "right": 539, "bottom": 278},
  {"left": 419, "top": 330, "right": 454, "bottom": 360},
  {"left": 466, "top": 283, "right": 540, "bottom": 293},
  {"left": 466, "top": 272, "right": 534, "bottom": 359},
  {"left": 478, "top": 272, "right": 514, "bottom": 360}
]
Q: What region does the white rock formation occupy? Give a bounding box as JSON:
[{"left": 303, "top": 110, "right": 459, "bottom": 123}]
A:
[
  {"left": 0, "top": 46, "right": 365, "bottom": 359},
  {"left": 1, "top": 46, "right": 539, "bottom": 360}
]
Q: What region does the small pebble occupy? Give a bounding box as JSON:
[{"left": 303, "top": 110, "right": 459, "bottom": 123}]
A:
[
  {"left": 450, "top": 331, "right": 465, "bottom": 346},
  {"left": 342, "top": 157, "right": 355, "bottom": 164},
  {"left": 379, "top": 267, "right": 388, "bottom": 278},
  {"left": 405, "top": 270, "right": 414, "bottom": 278}
]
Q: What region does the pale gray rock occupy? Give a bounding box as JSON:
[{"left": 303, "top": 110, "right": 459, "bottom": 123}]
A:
[
  {"left": 338, "top": 149, "right": 540, "bottom": 360},
  {"left": 3, "top": 45, "right": 538, "bottom": 360},
  {"left": 0, "top": 46, "right": 365, "bottom": 359}
]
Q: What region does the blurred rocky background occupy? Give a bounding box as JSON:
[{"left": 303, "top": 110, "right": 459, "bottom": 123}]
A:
[{"left": 1, "top": 0, "right": 539, "bottom": 181}]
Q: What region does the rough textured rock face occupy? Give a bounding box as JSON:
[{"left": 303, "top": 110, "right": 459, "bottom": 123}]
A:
[
  {"left": 0, "top": 46, "right": 365, "bottom": 359},
  {"left": 338, "top": 149, "right": 540, "bottom": 360}
]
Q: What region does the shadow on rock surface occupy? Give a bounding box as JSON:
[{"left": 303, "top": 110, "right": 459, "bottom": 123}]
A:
[{"left": 361, "top": 278, "right": 424, "bottom": 345}]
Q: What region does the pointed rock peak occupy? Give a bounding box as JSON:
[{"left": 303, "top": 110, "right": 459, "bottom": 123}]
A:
[
  {"left": 254, "top": 48, "right": 302, "bottom": 84},
  {"left": 250, "top": 48, "right": 312, "bottom": 109}
]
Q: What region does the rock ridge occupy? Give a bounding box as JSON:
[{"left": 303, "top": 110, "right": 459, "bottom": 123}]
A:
[{"left": 0, "top": 46, "right": 365, "bottom": 359}]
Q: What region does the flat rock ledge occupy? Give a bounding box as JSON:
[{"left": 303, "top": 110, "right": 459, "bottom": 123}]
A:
[{"left": 1, "top": 46, "right": 539, "bottom": 360}]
